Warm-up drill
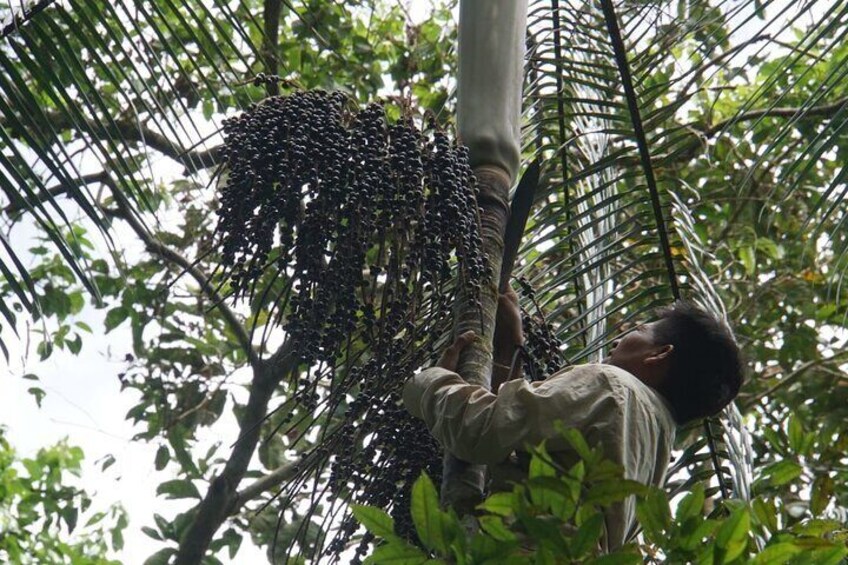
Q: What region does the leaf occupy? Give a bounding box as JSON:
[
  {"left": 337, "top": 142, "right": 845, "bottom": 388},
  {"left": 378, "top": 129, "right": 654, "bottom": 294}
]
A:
[
  {"left": 477, "top": 492, "right": 515, "bottom": 517},
  {"left": 571, "top": 512, "right": 604, "bottom": 557},
  {"left": 141, "top": 526, "right": 162, "bottom": 541},
  {"left": 410, "top": 472, "right": 451, "bottom": 554},
  {"left": 806, "top": 547, "right": 848, "bottom": 565},
  {"left": 713, "top": 507, "right": 750, "bottom": 563},
  {"left": 810, "top": 476, "right": 834, "bottom": 516},
  {"left": 636, "top": 489, "right": 670, "bottom": 543},
  {"left": 751, "top": 498, "right": 778, "bottom": 534},
  {"left": 676, "top": 484, "right": 705, "bottom": 522},
  {"left": 528, "top": 442, "right": 557, "bottom": 479},
  {"left": 585, "top": 479, "right": 647, "bottom": 506},
  {"left": 556, "top": 423, "right": 593, "bottom": 462},
  {"left": 154, "top": 445, "right": 169, "bottom": 471},
  {"left": 363, "top": 541, "right": 431, "bottom": 565},
  {"left": 761, "top": 460, "right": 803, "bottom": 487},
  {"left": 156, "top": 479, "right": 201, "bottom": 500},
  {"left": 469, "top": 534, "right": 516, "bottom": 562},
  {"left": 478, "top": 515, "right": 517, "bottom": 542},
  {"left": 750, "top": 542, "right": 802, "bottom": 564},
  {"left": 104, "top": 306, "right": 129, "bottom": 331},
  {"left": 27, "top": 386, "right": 46, "bottom": 408},
  {"left": 590, "top": 554, "right": 643, "bottom": 565},
  {"left": 351, "top": 504, "right": 397, "bottom": 540},
  {"left": 143, "top": 548, "right": 176, "bottom": 565},
  {"left": 99, "top": 453, "right": 116, "bottom": 471},
  {"left": 787, "top": 416, "right": 804, "bottom": 454}
]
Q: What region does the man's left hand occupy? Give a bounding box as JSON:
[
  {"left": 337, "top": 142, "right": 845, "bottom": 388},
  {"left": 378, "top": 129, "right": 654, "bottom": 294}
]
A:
[{"left": 436, "top": 330, "right": 477, "bottom": 372}]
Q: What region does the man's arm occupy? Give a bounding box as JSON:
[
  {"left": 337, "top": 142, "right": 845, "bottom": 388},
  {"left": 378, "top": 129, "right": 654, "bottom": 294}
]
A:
[{"left": 403, "top": 366, "right": 533, "bottom": 464}]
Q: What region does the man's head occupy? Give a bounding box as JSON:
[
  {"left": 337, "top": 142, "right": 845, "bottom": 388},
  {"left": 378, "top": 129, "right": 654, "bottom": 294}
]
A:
[{"left": 605, "top": 301, "right": 743, "bottom": 425}]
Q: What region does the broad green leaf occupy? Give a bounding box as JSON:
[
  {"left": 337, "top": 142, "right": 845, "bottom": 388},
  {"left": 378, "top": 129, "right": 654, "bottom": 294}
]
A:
[
  {"left": 477, "top": 491, "right": 516, "bottom": 517},
  {"left": 571, "top": 512, "right": 604, "bottom": 557},
  {"left": 751, "top": 542, "right": 802, "bottom": 564},
  {"left": 364, "top": 540, "right": 432, "bottom": 565},
  {"left": 469, "top": 533, "right": 516, "bottom": 561},
  {"left": 351, "top": 504, "right": 397, "bottom": 540},
  {"left": 590, "top": 553, "right": 643, "bottom": 565},
  {"left": 556, "top": 424, "right": 594, "bottom": 463},
  {"left": 761, "top": 460, "right": 803, "bottom": 487},
  {"left": 713, "top": 507, "right": 750, "bottom": 563},
  {"left": 585, "top": 479, "right": 647, "bottom": 506},
  {"left": 804, "top": 547, "right": 848, "bottom": 565},
  {"left": 410, "top": 472, "right": 451, "bottom": 554},
  {"left": 154, "top": 446, "right": 170, "bottom": 471},
  {"left": 676, "top": 484, "right": 705, "bottom": 522},
  {"left": 478, "top": 515, "right": 517, "bottom": 542},
  {"left": 751, "top": 498, "right": 778, "bottom": 534},
  {"left": 636, "top": 489, "right": 670, "bottom": 542},
  {"left": 156, "top": 479, "right": 201, "bottom": 500},
  {"left": 810, "top": 476, "right": 834, "bottom": 516}
]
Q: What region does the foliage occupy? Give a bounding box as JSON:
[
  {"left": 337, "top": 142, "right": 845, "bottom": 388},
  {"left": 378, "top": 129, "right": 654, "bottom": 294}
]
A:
[
  {"left": 0, "top": 427, "right": 127, "bottom": 564},
  {"left": 355, "top": 427, "right": 848, "bottom": 564}
]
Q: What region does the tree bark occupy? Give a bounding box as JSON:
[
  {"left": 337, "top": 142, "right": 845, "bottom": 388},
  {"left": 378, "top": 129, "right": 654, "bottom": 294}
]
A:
[
  {"left": 441, "top": 0, "right": 528, "bottom": 514},
  {"left": 440, "top": 166, "right": 511, "bottom": 514}
]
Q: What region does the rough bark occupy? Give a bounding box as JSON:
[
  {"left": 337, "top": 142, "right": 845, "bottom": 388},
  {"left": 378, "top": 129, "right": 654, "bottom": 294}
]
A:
[
  {"left": 175, "top": 345, "right": 296, "bottom": 564},
  {"left": 440, "top": 166, "right": 511, "bottom": 514}
]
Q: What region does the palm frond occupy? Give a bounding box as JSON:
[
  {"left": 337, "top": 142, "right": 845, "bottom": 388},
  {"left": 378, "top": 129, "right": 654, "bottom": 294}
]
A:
[{"left": 0, "top": 0, "right": 265, "bottom": 350}]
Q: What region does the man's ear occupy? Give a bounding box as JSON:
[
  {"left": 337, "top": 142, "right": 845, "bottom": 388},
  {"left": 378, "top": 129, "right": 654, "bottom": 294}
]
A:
[{"left": 646, "top": 344, "right": 674, "bottom": 364}]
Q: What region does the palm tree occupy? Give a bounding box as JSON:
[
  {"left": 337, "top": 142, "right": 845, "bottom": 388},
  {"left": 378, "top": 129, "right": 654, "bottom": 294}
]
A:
[{"left": 2, "top": 0, "right": 847, "bottom": 561}]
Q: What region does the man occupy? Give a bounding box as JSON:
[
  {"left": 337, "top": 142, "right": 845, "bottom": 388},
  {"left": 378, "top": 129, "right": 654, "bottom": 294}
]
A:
[{"left": 402, "top": 290, "right": 743, "bottom": 551}]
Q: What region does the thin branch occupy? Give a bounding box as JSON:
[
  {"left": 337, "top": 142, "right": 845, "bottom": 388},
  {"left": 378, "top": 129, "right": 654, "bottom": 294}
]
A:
[
  {"left": 103, "top": 177, "right": 257, "bottom": 366},
  {"left": 3, "top": 171, "right": 109, "bottom": 216},
  {"left": 229, "top": 459, "right": 301, "bottom": 515},
  {"left": 700, "top": 95, "right": 848, "bottom": 137},
  {"left": 740, "top": 350, "right": 848, "bottom": 411},
  {"left": 3, "top": 111, "right": 222, "bottom": 174}
]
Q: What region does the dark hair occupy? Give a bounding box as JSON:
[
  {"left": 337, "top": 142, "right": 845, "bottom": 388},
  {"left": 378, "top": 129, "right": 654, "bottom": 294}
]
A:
[{"left": 652, "top": 300, "right": 743, "bottom": 425}]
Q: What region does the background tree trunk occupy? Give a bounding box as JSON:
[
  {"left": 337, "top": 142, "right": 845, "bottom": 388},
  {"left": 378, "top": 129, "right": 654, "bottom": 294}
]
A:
[{"left": 440, "top": 0, "right": 528, "bottom": 514}]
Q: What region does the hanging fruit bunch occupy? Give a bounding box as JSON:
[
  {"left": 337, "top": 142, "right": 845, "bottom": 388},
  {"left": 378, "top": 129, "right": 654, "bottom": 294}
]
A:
[{"left": 214, "top": 90, "right": 489, "bottom": 560}]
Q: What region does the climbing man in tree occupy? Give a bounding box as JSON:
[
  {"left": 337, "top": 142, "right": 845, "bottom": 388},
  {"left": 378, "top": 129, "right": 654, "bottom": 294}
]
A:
[{"left": 403, "top": 290, "right": 743, "bottom": 551}]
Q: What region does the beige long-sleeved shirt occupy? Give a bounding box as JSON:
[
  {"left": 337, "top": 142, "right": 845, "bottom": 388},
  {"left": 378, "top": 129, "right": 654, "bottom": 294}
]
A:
[{"left": 402, "top": 363, "right": 677, "bottom": 551}]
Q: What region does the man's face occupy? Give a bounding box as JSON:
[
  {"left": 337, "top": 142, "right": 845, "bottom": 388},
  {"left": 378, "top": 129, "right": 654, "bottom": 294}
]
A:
[{"left": 603, "top": 321, "right": 667, "bottom": 381}]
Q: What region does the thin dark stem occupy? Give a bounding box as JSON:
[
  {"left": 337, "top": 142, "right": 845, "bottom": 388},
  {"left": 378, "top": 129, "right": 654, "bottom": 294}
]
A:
[
  {"left": 600, "top": 0, "right": 680, "bottom": 300},
  {"left": 262, "top": 0, "right": 283, "bottom": 97}
]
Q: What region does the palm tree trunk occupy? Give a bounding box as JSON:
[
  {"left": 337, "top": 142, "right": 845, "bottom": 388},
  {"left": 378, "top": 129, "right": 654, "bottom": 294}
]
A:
[{"left": 441, "top": 0, "right": 528, "bottom": 515}]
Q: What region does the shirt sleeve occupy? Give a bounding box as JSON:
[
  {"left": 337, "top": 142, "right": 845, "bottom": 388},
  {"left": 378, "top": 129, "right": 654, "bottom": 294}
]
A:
[{"left": 402, "top": 365, "right": 619, "bottom": 465}]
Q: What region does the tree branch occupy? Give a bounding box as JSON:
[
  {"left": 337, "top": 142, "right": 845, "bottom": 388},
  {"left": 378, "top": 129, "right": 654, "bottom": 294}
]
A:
[
  {"left": 2, "top": 171, "right": 109, "bottom": 216},
  {"left": 175, "top": 338, "right": 298, "bottom": 564},
  {"left": 103, "top": 177, "right": 256, "bottom": 366},
  {"left": 228, "top": 459, "right": 301, "bottom": 515},
  {"left": 739, "top": 349, "right": 848, "bottom": 411},
  {"left": 699, "top": 95, "right": 848, "bottom": 137},
  {"left": 4, "top": 110, "right": 223, "bottom": 174}
]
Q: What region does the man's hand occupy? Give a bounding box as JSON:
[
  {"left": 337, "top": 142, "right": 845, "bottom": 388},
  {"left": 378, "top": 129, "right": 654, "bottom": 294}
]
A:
[
  {"left": 436, "top": 330, "right": 477, "bottom": 372},
  {"left": 493, "top": 287, "right": 524, "bottom": 366}
]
